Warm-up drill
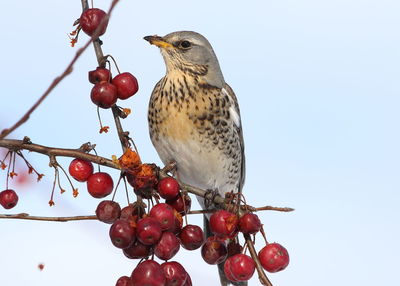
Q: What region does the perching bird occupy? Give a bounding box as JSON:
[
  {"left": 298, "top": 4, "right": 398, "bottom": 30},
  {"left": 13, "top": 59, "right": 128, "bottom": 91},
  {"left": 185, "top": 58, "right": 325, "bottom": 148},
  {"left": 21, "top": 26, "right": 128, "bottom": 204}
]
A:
[{"left": 144, "top": 31, "right": 245, "bottom": 286}]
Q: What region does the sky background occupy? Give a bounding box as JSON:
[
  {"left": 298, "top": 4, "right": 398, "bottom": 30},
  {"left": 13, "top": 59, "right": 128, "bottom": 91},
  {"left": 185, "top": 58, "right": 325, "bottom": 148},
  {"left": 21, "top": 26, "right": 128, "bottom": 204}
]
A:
[{"left": 1, "top": 0, "right": 399, "bottom": 285}]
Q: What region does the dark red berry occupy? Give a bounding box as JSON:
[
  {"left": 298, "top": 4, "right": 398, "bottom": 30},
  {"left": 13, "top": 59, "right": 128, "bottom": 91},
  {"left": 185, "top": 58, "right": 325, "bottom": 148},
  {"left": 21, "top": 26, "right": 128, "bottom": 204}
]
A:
[
  {"left": 201, "top": 236, "right": 228, "bottom": 265},
  {"left": 179, "top": 224, "right": 204, "bottom": 250},
  {"left": 112, "top": 72, "right": 139, "bottom": 100},
  {"left": 166, "top": 193, "right": 191, "bottom": 216},
  {"left": 80, "top": 8, "right": 108, "bottom": 36},
  {"left": 87, "top": 172, "right": 114, "bottom": 198},
  {"left": 0, "top": 189, "right": 18, "bottom": 209},
  {"left": 154, "top": 231, "right": 180, "bottom": 261},
  {"left": 223, "top": 256, "right": 240, "bottom": 283},
  {"left": 109, "top": 219, "right": 136, "bottom": 249},
  {"left": 123, "top": 240, "right": 153, "bottom": 259},
  {"left": 95, "top": 200, "right": 121, "bottom": 224},
  {"left": 258, "top": 243, "right": 289, "bottom": 273},
  {"left": 115, "top": 276, "right": 133, "bottom": 286},
  {"left": 136, "top": 217, "right": 162, "bottom": 245},
  {"left": 157, "top": 177, "right": 180, "bottom": 200},
  {"left": 90, "top": 82, "right": 118, "bottom": 109},
  {"left": 238, "top": 213, "right": 261, "bottom": 234},
  {"left": 89, "top": 67, "right": 111, "bottom": 84},
  {"left": 68, "top": 158, "right": 94, "bottom": 182},
  {"left": 149, "top": 203, "right": 176, "bottom": 231},
  {"left": 131, "top": 260, "right": 166, "bottom": 286},
  {"left": 224, "top": 254, "right": 255, "bottom": 282},
  {"left": 161, "top": 261, "right": 188, "bottom": 286},
  {"left": 183, "top": 274, "right": 192, "bottom": 286},
  {"left": 210, "top": 210, "right": 238, "bottom": 237}
]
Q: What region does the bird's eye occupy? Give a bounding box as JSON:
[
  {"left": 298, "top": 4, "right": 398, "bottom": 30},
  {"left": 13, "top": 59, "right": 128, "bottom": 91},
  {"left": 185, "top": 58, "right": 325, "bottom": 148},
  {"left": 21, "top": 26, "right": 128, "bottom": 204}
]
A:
[{"left": 179, "top": 40, "right": 191, "bottom": 49}]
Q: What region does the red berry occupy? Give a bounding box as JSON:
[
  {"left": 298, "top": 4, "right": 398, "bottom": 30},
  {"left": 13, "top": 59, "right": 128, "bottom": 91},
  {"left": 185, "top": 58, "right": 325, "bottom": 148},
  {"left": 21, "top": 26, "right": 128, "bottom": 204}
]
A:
[
  {"left": 238, "top": 213, "right": 261, "bottom": 234},
  {"left": 224, "top": 254, "right": 255, "bottom": 282},
  {"left": 0, "top": 189, "right": 18, "bottom": 209},
  {"left": 149, "top": 203, "right": 176, "bottom": 231},
  {"left": 209, "top": 210, "right": 238, "bottom": 237},
  {"left": 131, "top": 260, "right": 166, "bottom": 286},
  {"left": 120, "top": 204, "right": 145, "bottom": 220},
  {"left": 179, "top": 225, "right": 204, "bottom": 250},
  {"left": 157, "top": 177, "right": 180, "bottom": 200},
  {"left": 201, "top": 236, "right": 228, "bottom": 265},
  {"left": 183, "top": 274, "right": 192, "bottom": 286},
  {"left": 258, "top": 243, "right": 290, "bottom": 273},
  {"left": 89, "top": 67, "right": 111, "bottom": 84},
  {"left": 109, "top": 219, "right": 136, "bottom": 249},
  {"left": 87, "top": 172, "right": 114, "bottom": 198},
  {"left": 80, "top": 8, "right": 108, "bottom": 36},
  {"left": 95, "top": 200, "right": 121, "bottom": 224},
  {"left": 90, "top": 82, "right": 118, "bottom": 109},
  {"left": 161, "top": 261, "right": 188, "bottom": 286},
  {"left": 166, "top": 193, "right": 191, "bottom": 216},
  {"left": 136, "top": 217, "right": 163, "bottom": 245},
  {"left": 112, "top": 72, "right": 139, "bottom": 100},
  {"left": 223, "top": 256, "right": 240, "bottom": 283},
  {"left": 115, "top": 276, "right": 133, "bottom": 286},
  {"left": 68, "top": 158, "right": 94, "bottom": 182},
  {"left": 123, "top": 240, "right": 153, "bottom": 259},
  {"left": 154, "top": 231, "right": 180, "bottom": 261}
]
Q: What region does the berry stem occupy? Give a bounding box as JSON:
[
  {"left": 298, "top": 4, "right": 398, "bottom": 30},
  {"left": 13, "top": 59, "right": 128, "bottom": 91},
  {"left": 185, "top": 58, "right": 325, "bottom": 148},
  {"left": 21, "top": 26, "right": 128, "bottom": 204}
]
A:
[
  {"left": 243, "top": 233, "right": 273, "bottom": 286},
  {"left": 0, "top": 213, "right": 97, "bottom": 221}
]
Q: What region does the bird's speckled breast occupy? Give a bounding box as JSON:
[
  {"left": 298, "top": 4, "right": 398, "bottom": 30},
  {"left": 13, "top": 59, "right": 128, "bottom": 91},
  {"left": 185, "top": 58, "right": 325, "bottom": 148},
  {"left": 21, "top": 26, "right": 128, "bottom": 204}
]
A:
[{"left": 148, "top": 72, "right": 241, "bottom": 193}]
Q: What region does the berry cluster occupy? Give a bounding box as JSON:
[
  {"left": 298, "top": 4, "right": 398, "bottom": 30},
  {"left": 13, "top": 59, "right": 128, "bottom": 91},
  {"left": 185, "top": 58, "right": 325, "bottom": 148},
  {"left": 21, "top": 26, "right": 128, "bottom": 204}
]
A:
[
  {"left": 89, "top": 68, "right": 139, "bottom": 109},
  {"left": 95, "top": 177, "right": 198, "bottom": 285},
  {"left": 69, "top": 158, "right": 114, "bottom": 198}
]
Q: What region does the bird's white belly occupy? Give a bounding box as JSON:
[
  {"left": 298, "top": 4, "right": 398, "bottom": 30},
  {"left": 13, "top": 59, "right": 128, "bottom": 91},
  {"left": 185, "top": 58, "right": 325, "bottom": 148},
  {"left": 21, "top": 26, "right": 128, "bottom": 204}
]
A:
[{"left": 153, "top": 136, "right": 231, "bottom": 194}]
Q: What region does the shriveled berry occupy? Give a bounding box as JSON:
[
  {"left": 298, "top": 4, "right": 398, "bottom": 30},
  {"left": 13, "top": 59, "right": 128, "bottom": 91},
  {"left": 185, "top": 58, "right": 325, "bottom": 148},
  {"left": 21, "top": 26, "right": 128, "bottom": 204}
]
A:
[
  {"left": 90, "top": 82, "right": 118, "bottom": 109},
  {"left": 89, "top": 67, "right": 111, "bottom": 84},
  {"left": 68, "top": 158, "right": 94, "bottom": 182},
  {"left": 109, "top": 219, "right": 136, "bottom": 249},
  {"left": 95, "top": 200, "right": 121, "bottom": 224},
  {"left": 131, "top": 260, "right": 166, "bottom": 286},
  {"left": 112, "top": 72, "right": 139, "bottom": 100},
  {"left": 0, "top": 189, "right": 18, "bottom": 209},
  {"left": 179, "top": 224, "right": 204, "bottom": 250},
  {"left": 80, "top": 8, "right": 108, "bottom": 36},
  {"left": 258, "top": 243, "right": 289, "bottom": 273},
  {"left": 87, "top": 172, "right": 114, "bottom": 198}
]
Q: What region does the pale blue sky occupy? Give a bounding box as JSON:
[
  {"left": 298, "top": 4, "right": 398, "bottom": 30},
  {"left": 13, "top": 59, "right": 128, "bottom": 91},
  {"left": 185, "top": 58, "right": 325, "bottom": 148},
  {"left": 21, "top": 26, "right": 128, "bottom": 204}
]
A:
[{"left": 1, "top": 0, "right": 399, "bottom": 285}]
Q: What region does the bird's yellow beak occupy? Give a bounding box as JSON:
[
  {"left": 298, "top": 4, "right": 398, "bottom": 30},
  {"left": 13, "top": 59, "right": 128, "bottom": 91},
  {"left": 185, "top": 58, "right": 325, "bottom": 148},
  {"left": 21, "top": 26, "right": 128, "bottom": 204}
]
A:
[{"left": 144, "top": 35, "right": 173, "bottom": 49}]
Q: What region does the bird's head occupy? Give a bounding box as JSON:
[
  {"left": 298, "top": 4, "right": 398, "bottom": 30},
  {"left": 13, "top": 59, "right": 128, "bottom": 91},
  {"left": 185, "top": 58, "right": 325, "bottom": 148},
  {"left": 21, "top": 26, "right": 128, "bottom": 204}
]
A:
[{"left": 144, "top": 31, "right": 225, "bottom": 88}]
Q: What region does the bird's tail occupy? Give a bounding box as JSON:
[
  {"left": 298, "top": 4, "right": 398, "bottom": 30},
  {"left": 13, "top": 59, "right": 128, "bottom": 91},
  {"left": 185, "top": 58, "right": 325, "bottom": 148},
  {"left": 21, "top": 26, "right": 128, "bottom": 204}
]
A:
[{"left": 203, "top": 216, "right": 248, "bottom": 286}]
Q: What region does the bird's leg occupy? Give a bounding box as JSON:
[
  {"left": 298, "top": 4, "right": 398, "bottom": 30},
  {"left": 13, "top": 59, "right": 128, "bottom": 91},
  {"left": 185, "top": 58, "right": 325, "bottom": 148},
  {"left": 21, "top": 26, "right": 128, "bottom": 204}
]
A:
[{"left": 204, "top": 188, "right": 223, "bottom": 209}]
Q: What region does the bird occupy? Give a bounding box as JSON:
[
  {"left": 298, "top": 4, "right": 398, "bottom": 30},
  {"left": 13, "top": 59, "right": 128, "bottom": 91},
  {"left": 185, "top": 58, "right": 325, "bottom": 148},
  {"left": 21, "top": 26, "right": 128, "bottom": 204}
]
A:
[{"left": 144, "top": 31, "right": 246, "bottom": 286}]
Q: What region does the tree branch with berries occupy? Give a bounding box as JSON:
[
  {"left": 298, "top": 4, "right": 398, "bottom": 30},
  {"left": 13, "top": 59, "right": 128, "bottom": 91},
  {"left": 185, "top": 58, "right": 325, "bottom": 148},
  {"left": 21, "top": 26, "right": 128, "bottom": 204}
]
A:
[{"left": 0, "top": 0, "right": 293, "bottom": 285}]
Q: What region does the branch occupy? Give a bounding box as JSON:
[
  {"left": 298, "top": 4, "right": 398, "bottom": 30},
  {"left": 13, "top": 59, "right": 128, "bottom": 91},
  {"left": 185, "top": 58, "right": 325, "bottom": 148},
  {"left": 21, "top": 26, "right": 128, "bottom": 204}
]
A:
[
  {"left": 0, "top": 138, "right": 119, "bottom": 170},
  {"left": 0, "top": 213, "right": 97, "bottom": 222},
  {"left": 0, "top": 0, "right": 120, "bottom": 140}
]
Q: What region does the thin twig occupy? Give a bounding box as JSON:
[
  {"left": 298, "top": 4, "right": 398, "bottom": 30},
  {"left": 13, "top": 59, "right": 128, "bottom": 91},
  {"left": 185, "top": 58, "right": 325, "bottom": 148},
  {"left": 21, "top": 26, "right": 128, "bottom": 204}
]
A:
[
  {"left": 0, "top": 213, "right": 97, "bottom": 222},
  {"left": 0, "top": 138, "right": 119, "bottom": 170}
]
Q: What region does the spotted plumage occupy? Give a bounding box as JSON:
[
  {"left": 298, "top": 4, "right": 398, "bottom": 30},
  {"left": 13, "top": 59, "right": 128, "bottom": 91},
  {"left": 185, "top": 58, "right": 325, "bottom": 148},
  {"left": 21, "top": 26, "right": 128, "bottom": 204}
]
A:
[{"left": 145, "top": 31, "right": 245, "bottom": 286}]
